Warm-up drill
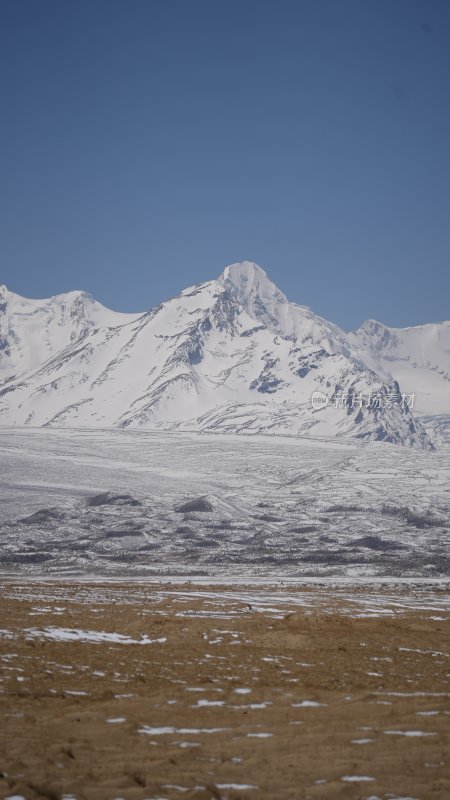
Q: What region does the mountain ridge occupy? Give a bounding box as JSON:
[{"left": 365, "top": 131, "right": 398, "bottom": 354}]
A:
[{"left": 0, "top": 262, "right": 447, "bottom": 447}]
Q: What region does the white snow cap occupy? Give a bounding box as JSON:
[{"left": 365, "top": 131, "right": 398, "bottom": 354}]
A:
[
  {"left": 220, "top": 261, "right": 294, "bottom": 336},
  {"left": 219, "top": 261, "right": 352, "bottom": 351},
  {"left": 220, "top": 261, "right": 288, "bottom": 305}
]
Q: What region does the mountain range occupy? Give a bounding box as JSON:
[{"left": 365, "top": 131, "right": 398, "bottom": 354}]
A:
[{"left": 1, "top": 262, "right": 449, "bottom": 447}]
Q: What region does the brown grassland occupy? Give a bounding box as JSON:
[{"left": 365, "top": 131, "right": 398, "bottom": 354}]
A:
[{"left": 0, "top": 581, "right": 449, "bottom": 800}]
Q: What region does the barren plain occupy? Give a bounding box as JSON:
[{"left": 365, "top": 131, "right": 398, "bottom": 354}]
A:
[{"left": 1, "top": 580, "right": 449, "bottom": 800}]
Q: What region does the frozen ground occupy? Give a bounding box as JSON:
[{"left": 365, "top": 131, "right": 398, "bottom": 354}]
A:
[{"left": 0, "top": 426, "right": 449, "bottom": 578}]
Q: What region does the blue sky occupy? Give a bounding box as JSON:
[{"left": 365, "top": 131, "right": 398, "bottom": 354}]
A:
[{"left": 1, "top": 0, "right": 449, "bottom": 329}]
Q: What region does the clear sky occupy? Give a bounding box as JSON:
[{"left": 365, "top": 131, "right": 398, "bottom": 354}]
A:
[{"left": 1, "top": 0, "right": 449, "bottom": 330}]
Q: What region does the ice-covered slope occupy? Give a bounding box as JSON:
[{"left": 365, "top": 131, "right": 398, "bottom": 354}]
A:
[
  {"left": 0, "top": 264, "right": 433, "bottom": 447},
  {"left": 0, "top": 284, "right": 141, "bottom": 383},
  {"left": 350, "top": 318, "right": 450, "bottom": 444},
  {"left": 350, "top": 319, "right": 450, "bottom": 415}
]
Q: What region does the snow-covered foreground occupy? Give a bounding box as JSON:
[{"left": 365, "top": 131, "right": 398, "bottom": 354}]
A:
[{"left": 0, "top": 426, "right": 449, "bottom": 578}]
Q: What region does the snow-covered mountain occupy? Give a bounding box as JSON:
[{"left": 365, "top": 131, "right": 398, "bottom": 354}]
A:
[
  {"left": 349, "top": 319, "right": 450, "bottom": 443},
  {"left": 350, "top": 318, "right": 450, "bottom": 415},
  {"left": 0, "top": 284, "right": 141, "bottom": 384},
  {"left": 0, "top": 262, "right": 443, "bottom": 447}
]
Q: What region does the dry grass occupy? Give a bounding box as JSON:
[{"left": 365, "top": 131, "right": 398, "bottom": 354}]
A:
[{"left": 0, "top": 581, "right": 449, "bottom": 799}]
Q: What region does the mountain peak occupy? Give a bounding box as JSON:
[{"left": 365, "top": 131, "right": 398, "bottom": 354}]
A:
[
  {"left": 221, "top": 260, "right": 267, "bottom": 281},
  {"left": 220, "top": 261, "right": 287, "bottom": 303},
  {"left": 218, "top": 261, "right": 294, "bottom": 336}
]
